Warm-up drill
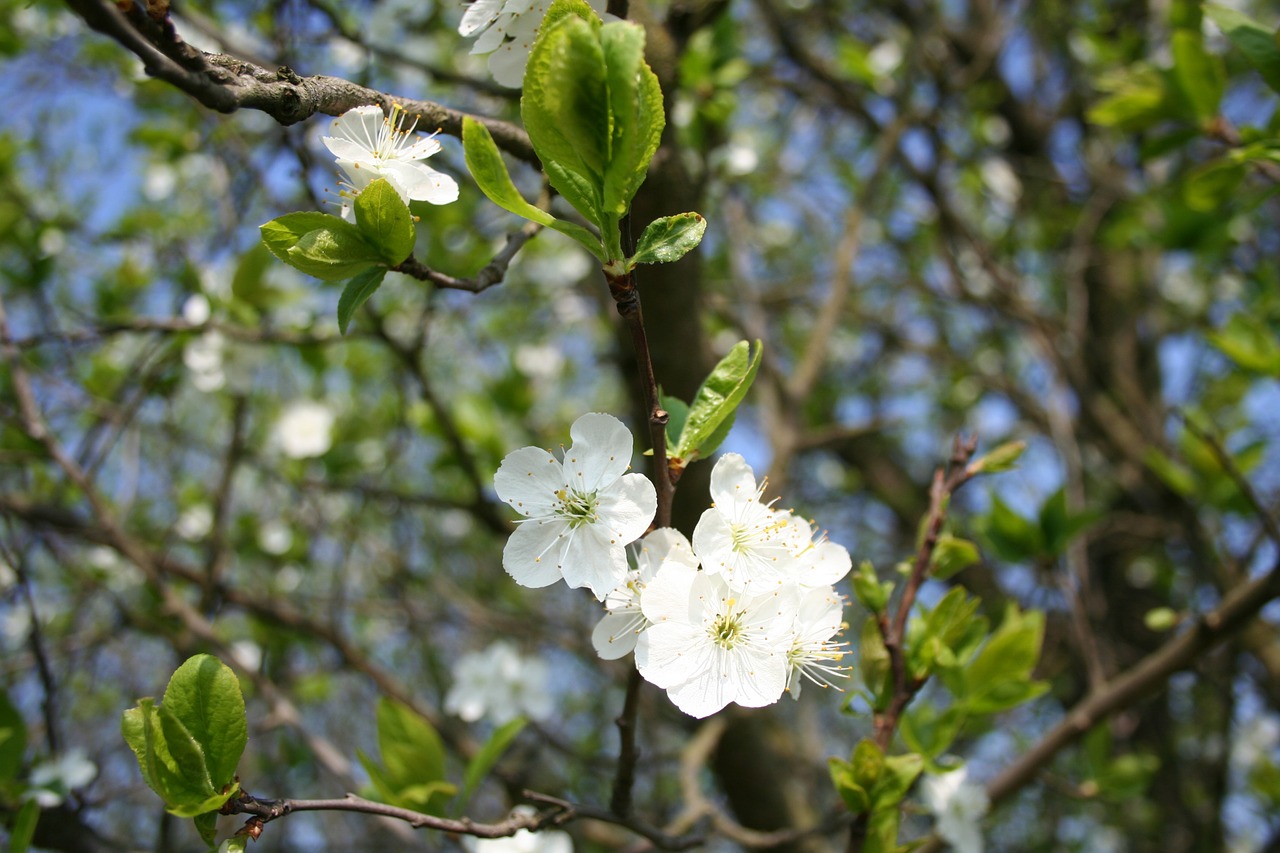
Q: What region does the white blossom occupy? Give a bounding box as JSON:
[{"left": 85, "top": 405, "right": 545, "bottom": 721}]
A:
[
  {"left": 322, "top": 104, "right": 458, "bottom": 220},
  {"left": 444, "top": 641, "right": 554, "bottom": 725},
  {"left": 175, "top": 504, "right": 213, "bottom": 541},
  {"left": 692, "top": 453, "right": 806, "bottom": 592},
  {"left": 921, "top": 766, "right": 989, "bottom": 853},
  {"left": 592, "top": 528, "right": 697, "bottom": 660},
  {"left": 635, "top": 562, "right": 796, "bottom": 718},
  {"left": 493, "top": 412, "right": 656, "bottom": 600},
  {"left": 465, "top": 806, "right": 573, "bottom": 853},
  {"left": 25, "top": 749, "right": 97, "bottom": 807},
  {"left": 274, "top": 401, "right": 335, "bottom": 459},
  {"left": 459, "top": 0, "right": 609, "bottom": 88},
  {"left": 784, "top": 586, "right": 848, "bottom": 699}
]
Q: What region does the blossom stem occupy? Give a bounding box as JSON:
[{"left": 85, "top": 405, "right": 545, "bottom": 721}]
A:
[{"left": 603, "top": 266, "right": 672, "bottom": 817}]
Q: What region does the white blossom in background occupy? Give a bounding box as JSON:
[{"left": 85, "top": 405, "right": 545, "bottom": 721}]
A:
[
  {"left": 257, "top": 520, "right": 293, "bottom": 556},
  {"left": 465, "top": 806, "right": 573, "bottom": 853},
  {"left": 322, "top": 104, "right": 458, "bottom": 220},
  {"left": 635, "top": 562, "right": 797, "bottom": 718},
  {"left": 592, "top": 528, "right": 698, "bottom": 660},
  {"left": 274, "top": 401, "right": 335, "bottom": 459},
  {"left": 921, "top": 766, "right": 989, "bottom": 853},
  {"left": 445, "top": 641, "right": 554, "bottom": 725},
  {"left": 493, "top": 412, "right": 656, "bottom": 600},
  {"left": 980, "top": 157, "right": 1022, "bottom": 207},
  {"left": 25, "top": 749, "right": 97, "bottom": 807},
  {"left": 182, "top": 330, "right": 226, "bottom": 393},
  {"left": 175, "top": 504, "right": 213, "bottom": 541},
  {"left": 459, "top": 0, "right": 610, "bottom": 88}
]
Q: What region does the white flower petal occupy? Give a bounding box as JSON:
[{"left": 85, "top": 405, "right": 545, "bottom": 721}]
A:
[
  {"left": 592, "top": 609, "right": 644, "bottom": 660},
  {"left": 708, "top": 452, "right": 760, "bottom": 506},
  {"left": 564, "top": 412, "right": 635, "bottom": 493},
  {"left": 458, "top": 0, "right": 504, "bottom": 36},
  {"left": 596, "top": 473, "right": 657, "bottom": 543},
  {"left": 636, "top": 621, "right": 713, "bottom": 688},
  {"left": 502, "top": 519, "right": 576, "bottom": 588},
  {"left": 639, "top": 561, "right": 701, "bottom": 624},
  {"left": 385, "top": 161, "right": 460, "bottom": 205},
  {"left": 557, "top": 523, "right": 627, "bottom": 599},
  {"left": 494, "top": 445, "right": 566, "bottom": 518},
  {"left": 488, "top": 42, "right": 532, "bottom": 88}
]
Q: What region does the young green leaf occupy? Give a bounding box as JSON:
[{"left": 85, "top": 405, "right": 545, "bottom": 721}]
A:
[
  {"left": 160, "top": 654, "right": 248, "bottom": 792},
  {"left": 629, "top": 213, "right": 707, "bottom": 267},
  {"left": 600, "top": 20, "right": 665, "bottom": 217},
  {"left": 359, "top": 699, "right": 456, "bottom": 815},
  {"left": 1204, "top": 4, "right": 1280, "bottom": 94},
  {"left": 672, "top": 339, "right": 763, "bottom": 463},
  {"left": 353, "top": 178, "right": 416, "bottom": 264},
  {"left": 828, "top": 757, "right": 870, "bottom": 813},
  {"left": 660, "top": 393, "right": 690, "bottom": 452},
  {"left": 930, "top": 534, "right": 980, "bottom": 581},
  {"left": 285, "top": 225, "right": 383, "bottom": 282},
  {"left": 850, "top": 739, "right": 885, "bottom": 791},
  {"left": 1170, "top": 29, "right": 1225, "bottom": 122},
  {"left": 461, "top": 117, "right": 606, "bottom": 261},
  {"left": 194, "top": 811, "right": 219, "bottom": 848},
  {"left": 337, "top": 268, "right": 387, "bottom": 335},
  {"left": 459, "top": 717, "right": 526, "bottom": 811},
  {"left": 960, "top": 605, "right": 1049, "bottom": 715},
  {"left": 522, "top": 10, "right": 608, "bottom": 226},
  {"left": 260, "top": 211, "right": 347, "bottom": 261},
  {"left": 9, "top": 799, "right": 38, "bottom": 853}
]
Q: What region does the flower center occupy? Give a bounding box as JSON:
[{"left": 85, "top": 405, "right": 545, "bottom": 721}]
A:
[
  {"left": 374, "top": 104, "right": 417, "bottom": 160},
  {"left": 708, "top": 604, "right": 745, "bottom": 649},
  {"left": 556, "top": 488, "right": 599, "bottom": 528}
]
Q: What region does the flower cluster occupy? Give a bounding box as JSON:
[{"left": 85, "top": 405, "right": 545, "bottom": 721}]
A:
[
  {"left": 322, "top": 104, "right": 458, "bottom": 220},
  {"left": 444, "top": 641, "right": 554, "bottom": 725},
  {"left": 494, "top": 415, "right": 851, "bottom": 719}
]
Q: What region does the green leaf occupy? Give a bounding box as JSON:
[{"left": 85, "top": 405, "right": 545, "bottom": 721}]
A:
[
  {"left": 673, "top": 340, "right": 763, "bottom": 463},
  {"left": 194, "top": 811, "right": 220, "bottom": 847},
  {"left": 930, "top": 534, "right": 980, "bottom": 581},
  {"left": 337, "top": 268, "right": 387, "bottom": 335},
  {"left": 260, "top": 211, "right": 346, "bottom": 262},
  {"left": 1183, "top": 158, "right": 1247, "bottom": 212},
  {"left": 353, "top": 178, "right": 416, "bottom": 264},
  {"left": 850, "top": 739, "right": 885, "bottom": 790},
  {"left": 961, "top": 605, "right": 1049, "bottom": 715},
  {"left": 230, "top": 243, "right": 280, "bottom": 310},
  {"left": 161, "top": 655, "right": 247, "bottom": 792},
  {"left": 967, "top": 440, "right": 1026, "bottom": 475},
  {"left": 901, "top": 704, "right": 966, "bottom": 763},
  {"left": 660, "top": 393, "right": 690, "bottom": 452},
  {"left": 522, "top": 11, "right": 608, "bottom": 226},
  {"left": 870, "top": 752, "right": 925, "bottom": 807},
  {"left": 461, "top": 118, "right": 606, "bottom": 261},
  {"left": 828, "top": 758, "right": 870, "bottom": 813},
  {"left": 600, "top": 20, "right": 665, "bottom": 217},
  {"left": 1205, "top": 4, "right": 1280, "bottom": 94},
  {"left": 976, "top": 493, "right": 1043, "bottom": 562},
  {"left": 0, "top": 688, "right": 27, "bottom": 782},
  {"left": 285, "top": 225, "right": 383, "bottom": 282},
  {"left": 629, "top": 213, "right": 707, "bottom": 267},
  {"left": 859, "top": 616, "right": 891, "bottom": 711},
  {"left": 1087, "top": 69, "right": 1168, "bottom": 130},
  {"left": 360, "top": 699, "right": 455, "bottom": 814},
  {"left": 1171, "top": 29, "right": 1225, "bottom": 122},
  {"left": 852, "top": 560, "right": 893, "bottom": 614},
  {"left": 1207, "top": 313, "right": 1280, "bottom": 376},
  {"left": 460, "top": 718, "right": 526, "bottom": 811},
  {"left": 10, "top": 798, "right": 39, "bottom": 853}
]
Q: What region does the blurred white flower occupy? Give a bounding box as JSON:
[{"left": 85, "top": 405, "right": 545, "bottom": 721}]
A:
[
  {"left": 26, "top": 749, "right": 97, "bottom": 807},
  {"left": 182, "top": 294, "right": 211, "bottom": 325},
  {"left": 867, "top": 40, "right": 903, "bottom": 77},
  {"left": 322, "top": 104, "right": 458, "bottom": 220},
  {"left": 0, "top": 560, "right": 15, "bottom": 592},
  {"left": 465, "top": 806, "right": 573, "bottom": 853},
  {"left": 515, "top": 343, "right": 565, "bottom": 382},
  {"left": 275, "top": 401, "right": 335, "bottom": 459},
  {"left": 230, "top": 640, "right": 263, "bottom": 673},
  {"left": 921, "top": 766, "right": 989, "bottom": 853},
  {"left": 459, "top": 0, "right": 609, "bottom": 88},
  {"left": 175, "top": 504, "right": 213, "bottom": 541},
  {"left": 445, "top": 641, "right": 553, "bottom": 725},
  {"left": 183, "top": 330, "right": 226, "bottom": 393},
  {"left": 257, "top": 520, "right": 293, "bottom": 555},
  {"left": 980, "top": 158, "right": 1021, "bottom": 206},
  {"left": 493, "top": 413, "right": 656, "bottom": 600}
]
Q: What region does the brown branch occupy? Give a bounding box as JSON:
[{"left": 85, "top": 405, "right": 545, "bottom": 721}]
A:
[
  {"left": 62, "top": 0, "right": 537, "bottom": 163},
  {"left": 393, "top": 220, "right": 543, "bottom": 293}
]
